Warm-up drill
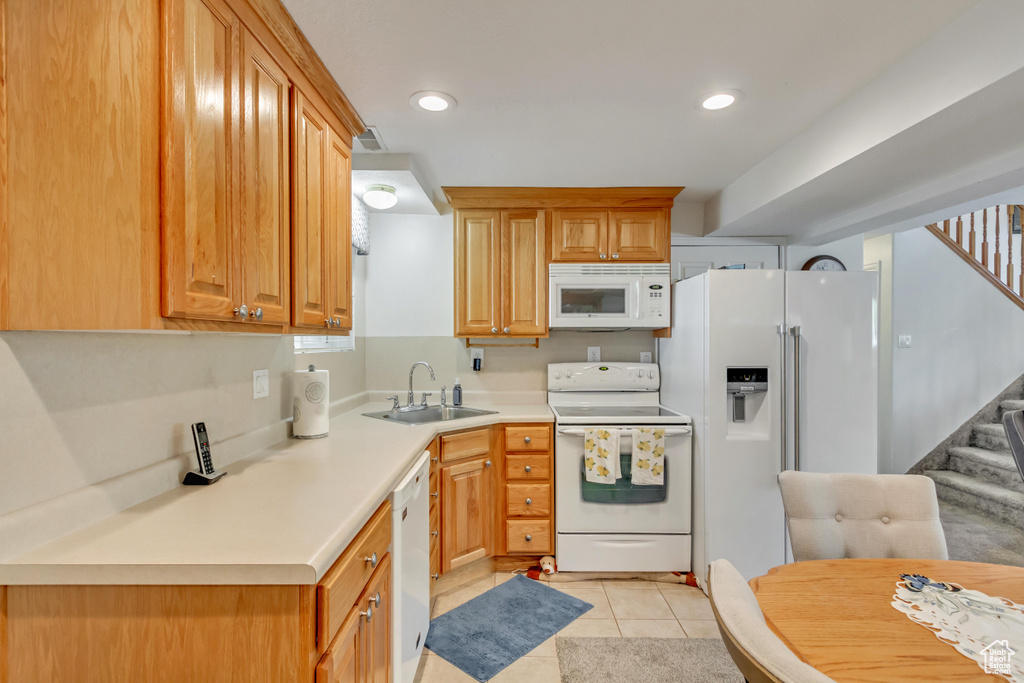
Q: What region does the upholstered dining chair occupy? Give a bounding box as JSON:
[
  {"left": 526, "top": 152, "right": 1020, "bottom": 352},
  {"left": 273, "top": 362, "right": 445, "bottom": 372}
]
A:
[
  {"left": 708, "top": 558, "right": 836, "bottom": 683},
  {"left": 777, "top": 471, "right": 948, "bottom": 561},
  {"left": 1002, "top": 409, "right": 1024, "bottom": 484}
]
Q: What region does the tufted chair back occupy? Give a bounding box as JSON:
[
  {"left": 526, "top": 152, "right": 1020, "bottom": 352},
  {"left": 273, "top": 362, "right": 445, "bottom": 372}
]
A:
[{"left": 778, "top": 471, "right": 948, "bottom": 561}]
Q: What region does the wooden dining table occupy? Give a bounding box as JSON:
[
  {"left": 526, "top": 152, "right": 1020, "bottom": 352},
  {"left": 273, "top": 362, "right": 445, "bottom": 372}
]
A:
[{"left": 751, "top": 558, "right": 1024, "bottom": 682}]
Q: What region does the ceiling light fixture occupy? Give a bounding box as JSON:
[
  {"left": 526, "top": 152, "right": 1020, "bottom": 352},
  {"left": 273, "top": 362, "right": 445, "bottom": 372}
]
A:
[
  {"left": 410, "top": 90, "right": 457, "bottom": 112},
  {"left": 699, "top": 89, "right": 744, "bottom": 111},
  {"left": 362, "top": 184, "right": 398, "bottom": 210}
]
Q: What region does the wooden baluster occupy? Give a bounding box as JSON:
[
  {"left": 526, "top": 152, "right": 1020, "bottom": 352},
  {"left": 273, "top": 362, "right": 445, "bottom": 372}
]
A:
[
  {"left": 995, "top": 205, "right": 1002, "bottom": 280},
  {"left": 956, "top": 215, "right": 964, "bottom": 246},
  {"left": 982, "top": 208, "right": 989, "bottom": 268},
  {"left": 943, "top": 218, "right": 950, "bottom": 236},
  {"left": 1007, "top": 206, "right": 1015, "bottom": 290},
  {"left": 969, "top": 212, "right": 977, "bottom": 257},
  {"left": 1019, "top": 206, "right": 1024, "bottom": 297}
]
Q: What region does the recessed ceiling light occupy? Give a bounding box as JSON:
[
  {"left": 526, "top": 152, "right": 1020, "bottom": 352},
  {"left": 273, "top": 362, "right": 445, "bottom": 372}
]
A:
[
  {"left": 362, "top": 184, "right": 398, "bottom": 210},
  {"left": 699, "top": 90, "right": 744, "bottom": 110},
  {"left": 410, "top": 90, "right": 457, "bottom": 112}
]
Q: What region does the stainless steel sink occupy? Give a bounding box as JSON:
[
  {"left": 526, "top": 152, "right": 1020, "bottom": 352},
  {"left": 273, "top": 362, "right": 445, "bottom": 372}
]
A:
[{"left": 362, "top": 405, "right": 497, "bottom": 426}]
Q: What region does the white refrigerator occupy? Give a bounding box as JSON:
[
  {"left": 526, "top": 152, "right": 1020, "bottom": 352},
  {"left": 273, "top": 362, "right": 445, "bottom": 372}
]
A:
[{"left": 659, "top": 270, "right": 878, "bottom": 585}]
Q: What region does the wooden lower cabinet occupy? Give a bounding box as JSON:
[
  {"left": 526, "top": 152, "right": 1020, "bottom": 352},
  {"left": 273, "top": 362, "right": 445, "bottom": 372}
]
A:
[{"left": 441, "top": 454, "right": 496, "bottom": 572}]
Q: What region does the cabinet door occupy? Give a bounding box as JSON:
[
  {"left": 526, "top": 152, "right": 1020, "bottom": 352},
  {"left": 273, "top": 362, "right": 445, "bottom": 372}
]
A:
[
  {"left": 454, "top": 210, "right": 500, "bottom": 336},
  {"left": 327, "top": 129, "right": 353, "bottom": 329},
  {"left": 608, "top": 209, "right": 668, "bottom": 262},
  {"left": 358, "top": 554, "right": 392, "bottom": 683},
  {"left": 442, "top": 456, "right": 495, "bottom": 571},
  {"left": 162, "top": 0, "right": 241, "bottom": 320},
  {"left": 240, "top": 30, "right": 290, "bottom": 325},
  {"left": 316, "top": 605, "right": 360, "bottom": 683},
  {"left": 292, "top": 90, "right": 330, "bottom": 329},
  {"left": 550, "top": 209, "right": 607, "bottom": 261},
  {"left": 501, "top": 210, "right": 547, "bottom": 336}
]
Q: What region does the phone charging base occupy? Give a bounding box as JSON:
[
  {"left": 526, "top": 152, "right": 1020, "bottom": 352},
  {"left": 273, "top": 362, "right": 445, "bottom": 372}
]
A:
[{"left": 183, "top": 470, "right": 226, "bottom": 486}]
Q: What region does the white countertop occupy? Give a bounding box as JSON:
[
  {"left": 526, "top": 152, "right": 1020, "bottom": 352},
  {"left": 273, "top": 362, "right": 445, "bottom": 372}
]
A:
[{"left": 0, "top": 402, "right": 552, "bottom": 586}]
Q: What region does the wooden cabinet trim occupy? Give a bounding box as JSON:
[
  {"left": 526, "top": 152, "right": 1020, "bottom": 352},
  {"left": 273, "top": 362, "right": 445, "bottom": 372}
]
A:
[
  {"left": 440, "top": 427, "right": 490, "bottom": 463},
  {"left": 443, "top": 187, "right": 684, "bottom": 210},
  {"left": 316, "top": 500, "right": 391, "bottom": 652}
]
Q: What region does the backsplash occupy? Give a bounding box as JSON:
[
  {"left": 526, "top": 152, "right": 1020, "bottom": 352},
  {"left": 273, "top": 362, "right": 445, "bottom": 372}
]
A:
[{"left": 365, "top": 332, "right": 655, "bottom": 401}]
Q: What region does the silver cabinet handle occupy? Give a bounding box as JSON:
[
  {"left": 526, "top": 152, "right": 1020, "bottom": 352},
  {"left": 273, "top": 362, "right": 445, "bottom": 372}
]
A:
[
  {"left": 248, "top": 307, "right": 263, "bottom": 321},
  {"left": 524, "top": 465, "right": 532, "bottom": 473},
  {"left": 431, "top": 456, "right": 438, "bottom": 463},
  {"left": 432, "top": 573, "right": 439, "bottom": 581},
  {"left": 234, "top": 305, "right": 248, "bottom": 319},
  {"left": 525, "top": 498, "right": 532, "bottom": 505},
  {"left": 431, "top": 530, "right": 439, "bottom": 537},
  {"left": 612, "top": 253, "right": 619, "bottom": 259},
  {"left": 361, "top": 605, "right": 373, "bottom": 621},
  {"left": 503, "top": 327, "right": 510, "bottom": 333},
  {"left": 485, "top": 460, "right": 492, "bottom": 467},
  {"left": 370, "top": 592, "right": 381, "bottom": 608},
  {"left": 599, "top": 253, "right": 607, "bottom": 260},
  {"left": 324, "top": 318, "right": 332, "bottom": 328},
  {"left": 525, "top": 535, "right": 532, "bottom": 541},
  {"left": 491, "top": 327, "right": 498, "bottom": 333},
  {"left": 524, "top": 436, "right": 531, "bottom": 444},
  {"left": 365, "top": 552, "right": 378, "bottom": 568},
  {"left": 431, "top": 491, "right": 438, "bottom": 498}
]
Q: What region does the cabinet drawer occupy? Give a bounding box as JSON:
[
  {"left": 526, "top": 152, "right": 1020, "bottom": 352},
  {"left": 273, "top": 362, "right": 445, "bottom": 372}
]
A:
[
  {"left": 441, "top": 428, "right": 490, "bottom": 462},
  {"left": 317, "top": 500, "right": 392, "bottom": 651},
  {"left": 506, "top": 454, "right": 551, "bottom": 480},
  {"left": 505, "top": 426, "right": 550, "bottom": 452},
  {"left": 506, "top": 520, "right": 552, "bottom": 554},
  {"left": 506, "top": 483, "right": 551, "bottom": 517}
]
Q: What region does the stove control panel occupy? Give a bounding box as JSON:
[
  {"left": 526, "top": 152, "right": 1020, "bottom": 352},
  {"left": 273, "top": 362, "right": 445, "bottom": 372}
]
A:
[{"left": 548, "top": 362, "right": 660, "bottom": 392}]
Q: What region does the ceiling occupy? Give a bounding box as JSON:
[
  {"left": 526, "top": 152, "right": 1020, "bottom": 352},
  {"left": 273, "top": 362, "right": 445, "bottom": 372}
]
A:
[{"left": 282, "top": 0, "right": 1010, "bottom": 238}]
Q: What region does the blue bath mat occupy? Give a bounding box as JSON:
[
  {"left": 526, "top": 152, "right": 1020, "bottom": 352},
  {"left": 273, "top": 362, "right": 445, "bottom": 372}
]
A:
[{"left": 425, "top": 574, "right": 593, "bottom": 681}]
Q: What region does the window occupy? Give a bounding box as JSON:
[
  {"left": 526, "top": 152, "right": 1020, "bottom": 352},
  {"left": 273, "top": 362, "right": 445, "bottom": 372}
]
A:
[{"left": 293, "top": 334, "right": 355, "bottom": 354}]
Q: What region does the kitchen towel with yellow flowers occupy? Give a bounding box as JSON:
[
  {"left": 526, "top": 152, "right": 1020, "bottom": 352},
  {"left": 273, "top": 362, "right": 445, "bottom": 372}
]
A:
[
  {"left": 631, "top": 428, "right": 665, "bottom": 485},
  {"left": 583, "top": 428, "right": 620, "bottom": 484}
]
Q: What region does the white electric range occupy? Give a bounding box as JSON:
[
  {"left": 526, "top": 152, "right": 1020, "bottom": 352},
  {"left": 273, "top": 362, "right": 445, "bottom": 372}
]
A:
[{"left": 548, "top": 362, "right": 692, "bottom": 572}]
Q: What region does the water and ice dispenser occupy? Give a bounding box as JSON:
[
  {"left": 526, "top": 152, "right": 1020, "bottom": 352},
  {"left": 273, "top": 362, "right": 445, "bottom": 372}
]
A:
[{"left": 726, "top": 367, "right": 768, "bottom": 423}]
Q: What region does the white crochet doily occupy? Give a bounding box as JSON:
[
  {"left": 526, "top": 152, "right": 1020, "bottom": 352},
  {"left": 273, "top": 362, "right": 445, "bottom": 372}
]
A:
[{"left": 892, "top": 575, "right": 1024, "bottom": 681}]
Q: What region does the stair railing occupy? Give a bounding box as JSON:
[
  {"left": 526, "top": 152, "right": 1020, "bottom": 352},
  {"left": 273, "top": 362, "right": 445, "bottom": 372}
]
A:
[{"left": 926, "top": 205, "right": 1024, "bottom": 313}]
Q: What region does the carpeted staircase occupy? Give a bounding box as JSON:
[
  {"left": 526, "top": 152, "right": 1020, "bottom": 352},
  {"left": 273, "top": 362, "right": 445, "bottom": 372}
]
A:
[{"left": 916, "top": 390, "right": 1024, "bottom": 531}]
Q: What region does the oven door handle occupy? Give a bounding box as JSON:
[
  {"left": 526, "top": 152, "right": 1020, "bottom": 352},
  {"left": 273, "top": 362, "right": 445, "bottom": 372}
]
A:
[{"left": 556, "top": 427, "right": 691, "bottom": 437}]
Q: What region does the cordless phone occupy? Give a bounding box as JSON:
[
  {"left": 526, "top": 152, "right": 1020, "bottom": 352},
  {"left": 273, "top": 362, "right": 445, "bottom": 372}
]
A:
[{"left": 182, "top": 421, "right": 226, "bottom": 485}]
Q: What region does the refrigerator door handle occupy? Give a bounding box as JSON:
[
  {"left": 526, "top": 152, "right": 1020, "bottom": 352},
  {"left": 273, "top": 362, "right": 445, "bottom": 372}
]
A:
[
  {"left": 790, "top": 325, "right": 802, "bottom": 471},
  {"left": 778, "top": 323, "right": 788, "bottom": 473}
]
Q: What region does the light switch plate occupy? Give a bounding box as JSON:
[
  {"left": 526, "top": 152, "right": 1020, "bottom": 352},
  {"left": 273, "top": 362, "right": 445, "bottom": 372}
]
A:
[
  {"left": 640, "top": 352, "right": 653, "bottom": 363},
  {"left": 587, "top": 346, "right": 601, "bottom": 362},
  {"left": 898, "top": 335, "right": 912, "bottom": 348},
  {"left": 253, "top": 369, "right": 269, "bottom": 399}
]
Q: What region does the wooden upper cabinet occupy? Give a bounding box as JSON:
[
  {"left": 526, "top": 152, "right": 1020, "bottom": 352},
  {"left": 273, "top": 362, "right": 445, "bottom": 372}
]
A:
[
  {"left": 240, "top": 31, "right": 290, "bottom": 325},
  {"left": 327, "top": 130, "right": 353, "bottom": 330},
  {"left": 454, "top": 210, "right": 501, "bottom": 336},
  {"left": 502, "top": 210, "right": 547, "bottom": 336},
  {"left": 163, "top": 0, "right": 242, "bottom": 321},
  {"left": 292, "top": 91, "right": 329, "bottom": 329},
  {"left": 550, "top": 210, "right": 607, "bottom": 262},
  {"left": 608, "top": 209, "right": 668, "bottom": 262}
]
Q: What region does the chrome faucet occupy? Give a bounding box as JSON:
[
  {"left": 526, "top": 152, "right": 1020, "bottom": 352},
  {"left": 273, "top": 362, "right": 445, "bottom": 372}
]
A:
[{"left": 408, "top": 361, "right": 436, "bottom": 408}]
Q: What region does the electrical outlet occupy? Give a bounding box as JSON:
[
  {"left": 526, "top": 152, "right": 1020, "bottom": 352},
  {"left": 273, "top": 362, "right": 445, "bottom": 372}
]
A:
[
  {"left": 640, "top": 352, "right": 653, "bottom": 363},
  {"left": 587, "top": 346, "right": 601, "bottom": 362},
  {"left": 898, "top": 335, "right": 912, "bottom": 348},
  {"left": 253, "top": 369, "right": 269, "bottom": 399},
  {"left": 470, "top": 348, "right": 484, "bottom": 371}
]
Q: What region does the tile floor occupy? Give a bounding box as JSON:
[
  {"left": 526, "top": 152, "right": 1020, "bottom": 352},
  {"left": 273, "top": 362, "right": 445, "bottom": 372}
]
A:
[{"left": 414, "top": 572, "right": 720, "bottom": 683}]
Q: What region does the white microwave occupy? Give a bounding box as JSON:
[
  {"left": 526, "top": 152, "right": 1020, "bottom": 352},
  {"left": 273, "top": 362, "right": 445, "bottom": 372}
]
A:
[{"left": 549, "top": 263, "right": 671, "bottom": 329}]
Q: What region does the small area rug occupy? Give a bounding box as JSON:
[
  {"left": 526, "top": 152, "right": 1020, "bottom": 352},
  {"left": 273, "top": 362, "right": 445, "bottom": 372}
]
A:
[
  {"left": 557, "top": 637, "right": 743, "bottom": 683},
  {"left": 424, "top": 574, "right": 592, "bottom": 682}
]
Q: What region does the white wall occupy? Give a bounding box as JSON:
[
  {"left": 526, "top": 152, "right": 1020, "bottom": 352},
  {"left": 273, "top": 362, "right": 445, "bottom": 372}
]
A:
[
  {"left": 0, "top": 254, "right": 369, "bottom": 561},
  {"left": 889, "top": 226, "right": 1024, "bottom": 474},
  {"left": 864, "top": 234, "right": 894, "bottom": 473},
  {"left": 786, "top": 234, "right": 864, "bottom": 271}
]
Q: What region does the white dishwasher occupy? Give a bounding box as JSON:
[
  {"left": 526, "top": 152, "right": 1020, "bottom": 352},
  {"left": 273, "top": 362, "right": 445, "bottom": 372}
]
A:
[{"left": 390, "top": 450, "right": 430, "bottom": 683}]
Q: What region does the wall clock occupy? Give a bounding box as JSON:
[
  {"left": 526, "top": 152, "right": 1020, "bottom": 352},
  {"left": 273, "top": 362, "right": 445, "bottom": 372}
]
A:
[{"left": 801, "top": 255, "right": 846, "bottom": 271}]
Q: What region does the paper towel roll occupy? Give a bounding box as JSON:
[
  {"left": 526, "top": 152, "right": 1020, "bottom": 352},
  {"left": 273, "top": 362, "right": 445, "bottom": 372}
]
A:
[{"left": 293, "top": 365, "right": 329, "bottom": 438}]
